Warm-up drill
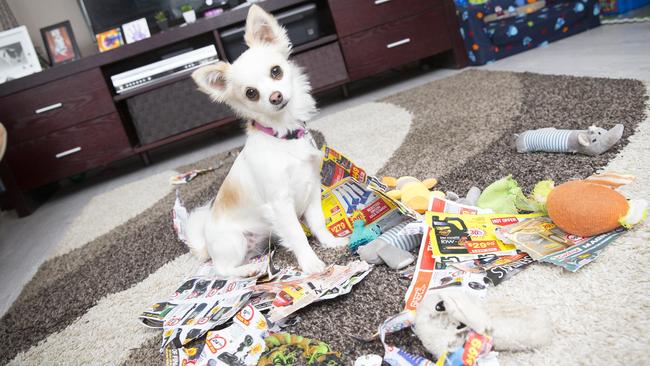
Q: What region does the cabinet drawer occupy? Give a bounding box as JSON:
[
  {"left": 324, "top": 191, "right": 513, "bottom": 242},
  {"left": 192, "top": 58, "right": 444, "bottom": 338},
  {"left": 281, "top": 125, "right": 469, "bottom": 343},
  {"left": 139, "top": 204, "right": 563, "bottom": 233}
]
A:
[
  {"left": 328, "top": 0, "right": 437, "bottom": 37},
  {"left": 340, "top": 7, "right": 452, "bottom": 81},
  {"left": 0, "top": 68, "right": 116, "bottom": 143},
  {"left": 292, "top": 42, "right": 348, "bottom": 92},
  {"left": 6, "top": 113, "right": 132, "bottom": 190},
  {"left": 127, "top": 77, "right": 234, "bottom": 145}
]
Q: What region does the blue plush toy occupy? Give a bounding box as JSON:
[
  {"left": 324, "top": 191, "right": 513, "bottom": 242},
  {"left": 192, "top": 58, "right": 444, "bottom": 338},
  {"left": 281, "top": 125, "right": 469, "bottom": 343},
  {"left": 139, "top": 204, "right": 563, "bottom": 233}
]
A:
[
  {"left": 356, "top": 220, "right": 418, "bottom": 270},
  {"left": 348, "top": 220, "right": 381, "bottom": 253}
]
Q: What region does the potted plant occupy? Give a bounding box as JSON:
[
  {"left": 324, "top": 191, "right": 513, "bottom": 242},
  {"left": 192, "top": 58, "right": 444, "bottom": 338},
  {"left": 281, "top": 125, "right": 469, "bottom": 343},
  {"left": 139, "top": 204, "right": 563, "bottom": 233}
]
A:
[
  {"left": 154, "top": 10, "right": 169, "bottom": 31},
  {"left": 180, "top": 4, "right": 197, "bottom": 24}
]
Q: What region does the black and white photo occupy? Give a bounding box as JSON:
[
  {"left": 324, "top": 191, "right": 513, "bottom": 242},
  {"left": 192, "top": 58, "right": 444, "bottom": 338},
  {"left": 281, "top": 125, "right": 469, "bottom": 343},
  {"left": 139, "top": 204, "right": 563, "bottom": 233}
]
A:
[{"left": 0, "top": 26, "right": 42, "bottom": 84}]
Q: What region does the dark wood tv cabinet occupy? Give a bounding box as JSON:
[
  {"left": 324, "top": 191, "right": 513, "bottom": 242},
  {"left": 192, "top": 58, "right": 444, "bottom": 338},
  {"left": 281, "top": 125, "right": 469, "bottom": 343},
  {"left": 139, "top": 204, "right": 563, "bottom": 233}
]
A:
[{"left": 0, "top": 0, "right": 467, "bottom": 216}]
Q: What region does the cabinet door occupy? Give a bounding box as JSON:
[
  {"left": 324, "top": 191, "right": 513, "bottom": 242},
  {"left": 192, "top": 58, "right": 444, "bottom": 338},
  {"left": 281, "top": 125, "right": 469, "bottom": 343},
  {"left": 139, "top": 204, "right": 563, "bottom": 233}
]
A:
[
  {"left": 0, "top": 68, "right": 116, "bottom": 143},
  {"left": 292, "top": 42, "right": 348, "bottom": 92},
  {"left": 6, "top": 113, "right": 132, "bottom": 190},
  {"left": 328, "top": 0, "right": 439, "bottom": 37},
  {"left": 339, "top": 7, "right": 451, "bottom": 80}
]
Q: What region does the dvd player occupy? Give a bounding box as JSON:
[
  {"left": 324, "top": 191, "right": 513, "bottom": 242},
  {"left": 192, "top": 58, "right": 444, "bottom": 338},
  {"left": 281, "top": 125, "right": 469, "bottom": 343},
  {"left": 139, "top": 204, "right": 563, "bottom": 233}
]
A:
[{"left": 111, "top": 45, "right": 218, "bottom": 94}]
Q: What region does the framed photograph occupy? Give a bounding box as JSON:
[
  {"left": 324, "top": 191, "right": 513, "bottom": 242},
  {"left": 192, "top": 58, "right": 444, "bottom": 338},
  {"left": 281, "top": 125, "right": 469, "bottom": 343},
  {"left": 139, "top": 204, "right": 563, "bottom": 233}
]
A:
[
  {"left": 0, "top": 26, "right": 42, "bottom": 85},
  {"left": 40, "top": 21, "right": 81, "bottom": 65},
  {"left": 122, "top": 18, "right": 151, "bottom": 44},
  {"left": 95, "top": 28, "right": 124, "bottom": 53}
]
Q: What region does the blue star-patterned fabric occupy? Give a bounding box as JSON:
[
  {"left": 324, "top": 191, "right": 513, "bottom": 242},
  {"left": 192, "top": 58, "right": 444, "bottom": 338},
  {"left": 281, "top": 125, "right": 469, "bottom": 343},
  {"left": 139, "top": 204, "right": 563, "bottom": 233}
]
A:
[
  {"left": 454, "top": 0, "right": 600, "bottom": 65},
  {"left": 600, "top": 0, "right": 650, "bottom": 15}
]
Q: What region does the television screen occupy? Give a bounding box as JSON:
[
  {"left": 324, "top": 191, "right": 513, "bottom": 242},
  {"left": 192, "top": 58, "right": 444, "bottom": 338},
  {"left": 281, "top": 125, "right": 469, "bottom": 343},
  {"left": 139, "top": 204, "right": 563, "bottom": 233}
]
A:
[
  {"left": 79, "top": 0, "right": 177, "bottom": 34},
  {"left": 80, "top": 0, "right": 229, "bottom": 34}
]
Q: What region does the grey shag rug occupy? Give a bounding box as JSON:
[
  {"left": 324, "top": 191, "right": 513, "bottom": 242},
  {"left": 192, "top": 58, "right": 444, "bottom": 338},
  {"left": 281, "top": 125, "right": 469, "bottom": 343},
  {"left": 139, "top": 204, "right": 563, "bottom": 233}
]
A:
[{"left": 2, "top": 70, "right": 649, "bottom": 365}]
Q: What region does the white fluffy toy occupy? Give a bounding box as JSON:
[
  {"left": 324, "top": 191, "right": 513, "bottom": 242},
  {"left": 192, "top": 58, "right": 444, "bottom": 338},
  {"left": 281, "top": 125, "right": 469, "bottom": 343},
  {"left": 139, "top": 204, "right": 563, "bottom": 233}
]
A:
[{"left": 413, "top": 287, "right": 552, "bottom": 358}]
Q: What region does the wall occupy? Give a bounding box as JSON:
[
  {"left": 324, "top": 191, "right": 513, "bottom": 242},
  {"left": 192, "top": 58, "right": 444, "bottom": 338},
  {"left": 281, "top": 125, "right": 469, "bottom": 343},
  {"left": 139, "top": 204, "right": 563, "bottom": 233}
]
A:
[
  {"left": 0, "top": 0, "right": 19, "bottom": 30},
  {"left": 7, "top": 0, "right": 96, "bottom": 59}
]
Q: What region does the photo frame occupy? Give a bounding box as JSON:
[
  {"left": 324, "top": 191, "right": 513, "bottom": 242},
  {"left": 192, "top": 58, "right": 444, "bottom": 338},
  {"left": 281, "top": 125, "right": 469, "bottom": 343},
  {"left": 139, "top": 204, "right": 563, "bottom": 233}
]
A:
[
  {"left": 122, "top": 18, "right": 151, "bottom": 44},
  {"left": 40, "top": 21, "right": 81, "bottom": 66},
  {"left": 95, "top": 27, "right": 124, "bottom": 53},
  {"left": 0, "top": 26, "right": 42, "bottom": 85}
]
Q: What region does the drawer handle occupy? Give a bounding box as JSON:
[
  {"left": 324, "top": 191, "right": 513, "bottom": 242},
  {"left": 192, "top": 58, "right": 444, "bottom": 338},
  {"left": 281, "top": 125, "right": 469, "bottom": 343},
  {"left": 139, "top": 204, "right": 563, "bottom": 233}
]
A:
[
  {"left": 55, "top": 147, "right": 82, "bottom": 159},
  {"left": 35, "top": 103, "right": 63, "bottom": 114},
  {"left": 387, "top": 38, "right": 411, "bottom": 49},
  {"left": 374, "top": 0, "right": 391, "bottom": 4}
]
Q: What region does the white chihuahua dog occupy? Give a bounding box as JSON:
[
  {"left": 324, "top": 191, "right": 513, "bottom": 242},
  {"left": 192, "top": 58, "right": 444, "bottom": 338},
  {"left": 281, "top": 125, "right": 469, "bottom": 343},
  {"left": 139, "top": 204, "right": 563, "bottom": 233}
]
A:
[{"left": 188, "top": 5, "right": 347, "bottom": 276}]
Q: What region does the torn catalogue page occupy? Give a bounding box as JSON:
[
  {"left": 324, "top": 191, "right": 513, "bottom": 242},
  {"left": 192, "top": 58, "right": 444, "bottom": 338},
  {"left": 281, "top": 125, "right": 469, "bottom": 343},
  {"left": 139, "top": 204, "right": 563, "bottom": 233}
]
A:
[
  {"left": 262, "top": 260, "right": 372, "bottom": 323},
  {"left": 495, "top": 216, "right": 625, "bottom": 272},
  {"left": 380, "top": 311, "right": 434, "bottom": 366},
  {"left": 321, "top": 146, "right": 368, "bottom": 188},
  {"left": 424, "top": 212, "right": 541, "bottom": 260},
  {"left": 322, "top": 177, "right": 403, "bottom": 237},
  {"left": 351, "top": 311, "right": 434, "bottom": 366},
  {"left": 165, "top": 304, "right": 270, "bottom": 366},
  {"left": 170, "top": 166, "right": 217, "bottom": 185},
  {"left": 142, "top": 258, "right": 372, "bottom": 349},
  {"left": 449, "top": 253, "right": 535, "bottom": 287},
  {"left": 428, "top": 197, "right": 493, "bottom": 215},
  {"left": 403, "top": 231, "right": 493, "bottom": 312},
  {"left": 144, "top": 275, "right": 257, "bottom": 349},
  {"left": 141, "top": 254, "right": 272, "bottom": 349},
  {"left": 320, "top": 146, "right": 403, "bottom": 237}
]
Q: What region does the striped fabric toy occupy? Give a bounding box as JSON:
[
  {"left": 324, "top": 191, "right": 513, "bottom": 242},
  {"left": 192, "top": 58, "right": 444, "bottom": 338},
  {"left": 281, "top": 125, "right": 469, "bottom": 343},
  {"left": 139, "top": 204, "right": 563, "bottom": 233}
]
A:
[
  {"left": 357, "top": 219, "right": 418, "bottom": 269},
  {"left": 515, "top": 124, "right": 624, "bottom": 156},
  {"left": 517, "top": 128, "right": 573, "bottom": 153},
  {"left": 378, "top": 219, "right": 421, "bottom": 251}
]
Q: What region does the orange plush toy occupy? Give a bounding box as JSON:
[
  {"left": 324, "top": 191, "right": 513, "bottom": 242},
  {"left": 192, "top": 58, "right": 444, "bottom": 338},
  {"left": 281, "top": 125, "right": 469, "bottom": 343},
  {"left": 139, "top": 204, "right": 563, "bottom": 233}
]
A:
[
  {"left": 381, "top": 176, "right": 441, "bottom": 213},
  {"left": 546, "top": 173, "right": 647, "bottom": 237}
]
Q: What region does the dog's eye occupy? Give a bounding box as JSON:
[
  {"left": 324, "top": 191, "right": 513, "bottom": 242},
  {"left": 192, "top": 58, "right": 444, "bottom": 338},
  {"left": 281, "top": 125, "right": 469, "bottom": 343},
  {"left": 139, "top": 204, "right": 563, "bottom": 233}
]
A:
[
  {"left": 245, "top": 87, "right": 259, "bottom": 101},
  {"left": 270, "top": 65, "right": 283, "bottom": 80},
  {"left": 435, "top": 301, "right": 446, "bottom": 312}
]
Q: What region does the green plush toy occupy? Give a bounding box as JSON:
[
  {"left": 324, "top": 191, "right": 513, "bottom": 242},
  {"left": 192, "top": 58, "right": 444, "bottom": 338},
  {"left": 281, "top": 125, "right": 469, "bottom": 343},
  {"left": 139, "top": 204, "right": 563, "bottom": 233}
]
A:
[
  {"left": 476, "top": 175, "right": 553, "bottom": 214},
  {"left": 258, "top": 333, "right": 342, "bottom": 366}
]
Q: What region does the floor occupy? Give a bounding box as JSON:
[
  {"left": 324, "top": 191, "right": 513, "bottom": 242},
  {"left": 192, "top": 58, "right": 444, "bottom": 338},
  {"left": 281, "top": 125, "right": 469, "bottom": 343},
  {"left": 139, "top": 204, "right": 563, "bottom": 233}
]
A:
[{"left": 0, "top": 22, "right": 648, "bottom": 317}]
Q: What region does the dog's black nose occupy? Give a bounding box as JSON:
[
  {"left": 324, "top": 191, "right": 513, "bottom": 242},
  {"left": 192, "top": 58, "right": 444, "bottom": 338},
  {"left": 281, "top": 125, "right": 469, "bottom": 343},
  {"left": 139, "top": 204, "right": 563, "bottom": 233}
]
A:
[{"left": 269, "top": 91, "right": 283, "bottom": 105}]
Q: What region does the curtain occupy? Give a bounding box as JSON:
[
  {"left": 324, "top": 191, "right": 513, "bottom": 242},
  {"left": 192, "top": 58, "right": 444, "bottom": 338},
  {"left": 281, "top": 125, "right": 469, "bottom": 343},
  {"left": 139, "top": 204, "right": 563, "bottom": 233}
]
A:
[{"left": 0, "top": 0, "right": 18, "bottom": 31}]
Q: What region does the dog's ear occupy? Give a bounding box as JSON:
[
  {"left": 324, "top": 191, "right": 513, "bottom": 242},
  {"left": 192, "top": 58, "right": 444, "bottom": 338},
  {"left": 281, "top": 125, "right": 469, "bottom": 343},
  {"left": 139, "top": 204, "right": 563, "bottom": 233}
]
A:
[
  {"left": 192, "top": 62, "right": 230, "bottom": 102},
  {"left": 244, "top": 4, "right": 291, "bottom": 55}
]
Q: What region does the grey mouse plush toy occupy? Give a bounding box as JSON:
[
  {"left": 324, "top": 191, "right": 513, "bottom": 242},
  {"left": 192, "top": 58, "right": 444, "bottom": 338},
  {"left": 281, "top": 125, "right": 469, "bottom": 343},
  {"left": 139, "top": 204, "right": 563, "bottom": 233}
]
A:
[
  {"left": 413, "top": 287, "right": 552, "bottom": 358},
  {"left": 445, "top": 186, "right": 482, "bottom": 207},
  {"left": 515, "top": 124, "right": 624, "bottom": 156}
]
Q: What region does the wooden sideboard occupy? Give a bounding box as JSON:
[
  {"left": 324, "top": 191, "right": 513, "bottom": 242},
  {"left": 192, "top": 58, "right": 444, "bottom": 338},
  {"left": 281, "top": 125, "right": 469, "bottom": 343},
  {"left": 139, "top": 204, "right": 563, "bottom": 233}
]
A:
[
  {"left": 330, "top": 0, "right": 463, "bottom": 80},
  {"left": 0, "top": 0, "right": 467, "bottom": 216}
]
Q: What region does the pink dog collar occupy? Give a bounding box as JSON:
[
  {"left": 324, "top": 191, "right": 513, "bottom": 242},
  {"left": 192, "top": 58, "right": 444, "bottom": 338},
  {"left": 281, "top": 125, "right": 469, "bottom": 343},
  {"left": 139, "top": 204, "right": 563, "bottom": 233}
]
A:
[{"left": 250, "top": 120, "right": 307, "bottom": 140}]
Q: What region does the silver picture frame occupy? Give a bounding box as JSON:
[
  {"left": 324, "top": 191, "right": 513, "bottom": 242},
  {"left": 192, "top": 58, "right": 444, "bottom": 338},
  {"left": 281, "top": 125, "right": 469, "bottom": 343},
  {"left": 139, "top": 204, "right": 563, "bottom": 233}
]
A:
[{"left": 0, "top": 26, "right": 42, "bottom": 85}]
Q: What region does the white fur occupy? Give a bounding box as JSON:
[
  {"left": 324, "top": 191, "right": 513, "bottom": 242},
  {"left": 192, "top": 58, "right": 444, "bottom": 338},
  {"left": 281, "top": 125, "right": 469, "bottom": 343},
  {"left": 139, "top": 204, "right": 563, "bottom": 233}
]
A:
[
  {"left": 186, "top": 205, "right": 210, "bottom": 260},
  {"left": 413, "top": 287, "right": 552, "bottom": 358},
  {"left": 187, "top": 5, "right": 347, "bottom": 277}
]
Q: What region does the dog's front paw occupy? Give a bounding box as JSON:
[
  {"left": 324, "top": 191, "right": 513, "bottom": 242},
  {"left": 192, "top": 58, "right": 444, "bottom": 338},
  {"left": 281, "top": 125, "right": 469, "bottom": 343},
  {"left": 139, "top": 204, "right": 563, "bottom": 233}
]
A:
[
  {"left": 298, "top": 252, "right": 327, "bottom": 274},
  {"left": 320, "top": 236, "right": 349, "bottom": 248}
]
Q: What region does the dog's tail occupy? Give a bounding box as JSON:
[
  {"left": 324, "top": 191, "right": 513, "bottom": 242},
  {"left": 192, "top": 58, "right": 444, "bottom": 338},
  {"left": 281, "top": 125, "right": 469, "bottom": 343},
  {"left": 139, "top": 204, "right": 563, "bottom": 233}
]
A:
[{"left": 186, "top": 204, "right": 211, "bottom": 261}]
